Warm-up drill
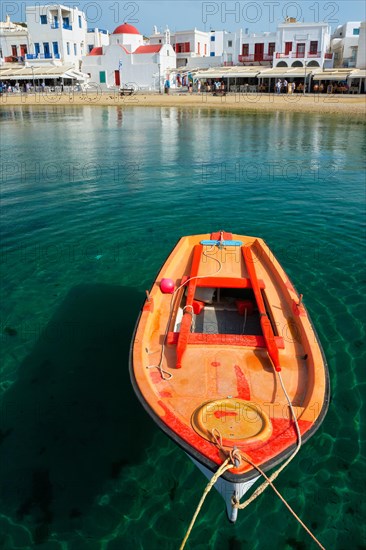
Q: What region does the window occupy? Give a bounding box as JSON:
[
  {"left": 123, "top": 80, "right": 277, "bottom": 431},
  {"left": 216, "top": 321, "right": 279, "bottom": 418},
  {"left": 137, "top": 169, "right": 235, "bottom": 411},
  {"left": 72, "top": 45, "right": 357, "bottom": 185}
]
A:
[
  {"left": 211, "top": 36, "right": 215, "bottom": 41},
  {"left": 204, "top": 44, "right": 207, "bottom": 55},
  {"left": 175, "top": 42, "right": 190, "bottom": 53},
  {"left": 99, "top": 71, "right": 106, "bottom": 84},
  {"left": 310, "top": 41, "right": 318, "bottom": 54},
  {"left": 78, "top": 15, "right": 82, "bottom": 28},
  {"left": 242, "top": 43, "right": 249, "bottom": 56},
  {"left": 43, "top": 42, "right": 50, "bottom": 57},
  {"left": 296, "top": 43, "right": 305, "bottom": 57},
  {"left": 210, "top": 52, "right": 215, "bottom": 56},
  {"left": 285, "top": 42, "right": 292, "bottom": 55},
  {"left": 40, "top": 15, "right": 47, "bottom": 24},
  {"left": 268, "top": 42, "right": 275, "bottom": 55},
  {"left": 353, "top": 28, "right": 360, "bottom": 35},
  {"left": 67, "top": 42, "right": 70, "bottom": 55},
  {"left": 11, "top": 45, "right": 17, "bottom": 57},
  {"left": 228, "top": 40, "right": 232, "bottom": 48},
  {"left": 74, "top": 43, "right": 77, "bottom": 55},
  {"left": 198, "top": 42, "right": 200, "bottom": 54},
  {"left": 53, "top": 42, "right": 59, "bottom": 56},
  {"left": 254, "top": 43, "right": 264, "bottom": 61},
  {"left": 88, "top": 44, "right": 93, "bottom": 53},
  {"left": 35, "top": 43, "right": 40, "bottom": 56},
  {"left": 20, "top": 44, "right": 27, "bottom": 56}
]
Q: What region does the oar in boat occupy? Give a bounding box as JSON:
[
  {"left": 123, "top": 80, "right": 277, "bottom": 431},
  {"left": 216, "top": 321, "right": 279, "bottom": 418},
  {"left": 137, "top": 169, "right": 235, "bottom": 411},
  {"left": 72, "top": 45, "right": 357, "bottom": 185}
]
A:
[{"left": 242, "top": 245, "right": 281, "bottom": 372}]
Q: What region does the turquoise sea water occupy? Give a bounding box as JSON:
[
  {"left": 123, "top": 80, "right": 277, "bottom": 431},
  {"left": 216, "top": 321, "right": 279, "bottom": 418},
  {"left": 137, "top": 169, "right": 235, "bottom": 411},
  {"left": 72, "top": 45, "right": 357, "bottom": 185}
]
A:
[{"left": 0, "top": 105, "right": 365, "bottom": 550}]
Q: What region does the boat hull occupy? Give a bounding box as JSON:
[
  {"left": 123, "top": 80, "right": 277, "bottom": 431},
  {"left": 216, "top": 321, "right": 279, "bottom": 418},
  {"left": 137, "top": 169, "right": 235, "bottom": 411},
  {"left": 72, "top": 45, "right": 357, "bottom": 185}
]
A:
[{"left": 130, "top": 232, "right": 329, "bottom": 516}]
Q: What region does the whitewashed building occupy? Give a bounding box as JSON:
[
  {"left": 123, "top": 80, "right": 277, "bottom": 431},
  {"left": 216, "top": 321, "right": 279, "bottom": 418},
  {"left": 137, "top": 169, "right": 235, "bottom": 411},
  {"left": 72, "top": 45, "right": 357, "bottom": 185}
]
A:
[
  {"left": 0, "top": 15, "right": 29, "bottom": 62},
  {"left": 207, "top": 30, "right": 238, "bottom": 67},
  {"left": 149, "top": 27, "right": 241, "bottom": 70},
  {"left": 330, "top": 22, "right": 361, "bottom": 68},
  {"left": 81, "top": 23, "right": 176, "bottom": 90},
  {"left": 149, "top": 27, "right": 210, "bottom": 68},
  {"left": 238, "top": 30, "right": 277, "bottom": 66},
  {"left": 25, "top": 4, "right": 87, "bottom": 69},
  {"left": 356, "top": 21, "right": 366, "bottom": 69},
  {"left": 86, "top": 27, "right": 109, "bottom": 54},
  {"left": 273, "top": 19, "right": 333, "bottom": 69}
]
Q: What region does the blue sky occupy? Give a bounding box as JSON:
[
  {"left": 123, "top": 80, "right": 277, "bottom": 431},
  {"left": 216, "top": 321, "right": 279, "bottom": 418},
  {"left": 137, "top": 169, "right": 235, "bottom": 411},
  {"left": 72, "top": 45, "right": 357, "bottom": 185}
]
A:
[{"left": 3, "top": 1, "right": 366, "bottom": 36}]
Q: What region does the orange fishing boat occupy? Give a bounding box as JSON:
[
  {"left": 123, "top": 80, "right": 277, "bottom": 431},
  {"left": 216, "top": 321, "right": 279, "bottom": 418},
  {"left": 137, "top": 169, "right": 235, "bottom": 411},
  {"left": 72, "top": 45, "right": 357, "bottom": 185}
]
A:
[{"left": 130, "top": 231, "right": 329, "bottom": 522}]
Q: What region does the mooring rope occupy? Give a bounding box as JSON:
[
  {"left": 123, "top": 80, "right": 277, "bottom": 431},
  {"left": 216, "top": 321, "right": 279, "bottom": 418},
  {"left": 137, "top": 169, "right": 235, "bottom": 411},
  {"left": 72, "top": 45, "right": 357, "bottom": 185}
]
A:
[{"left": 178, "top": 457, "right": 234, "bottom": 550}]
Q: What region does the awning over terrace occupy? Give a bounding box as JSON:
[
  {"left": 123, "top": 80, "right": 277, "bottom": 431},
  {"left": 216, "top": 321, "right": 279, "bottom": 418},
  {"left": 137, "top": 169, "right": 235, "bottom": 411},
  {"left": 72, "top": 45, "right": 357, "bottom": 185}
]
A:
[
  {"left": 312, "top": 70, "right": 352, "bottom": 81},
  {"left": 257, "top": 67, "right": 322, "bottom": 79},
  {"left": 0, "top": 64, "right": 87, "bottom": 81},
  {"left": 186, "top": 67, "right": 261, "bottom": 79}
]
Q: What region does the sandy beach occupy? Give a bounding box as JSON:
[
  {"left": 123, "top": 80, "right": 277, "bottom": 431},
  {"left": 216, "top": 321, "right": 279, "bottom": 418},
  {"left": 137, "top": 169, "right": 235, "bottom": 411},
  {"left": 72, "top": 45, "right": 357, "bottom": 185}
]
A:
[{"left": 1, "top": 90, "right": 365, "bottom": 116}]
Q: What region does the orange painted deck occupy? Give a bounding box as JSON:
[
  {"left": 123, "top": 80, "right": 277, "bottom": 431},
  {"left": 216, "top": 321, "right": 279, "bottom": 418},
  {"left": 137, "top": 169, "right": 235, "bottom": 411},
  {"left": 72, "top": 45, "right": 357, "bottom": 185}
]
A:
[{"left": 130, "top": 233, "right": 329, "bottom": 479}]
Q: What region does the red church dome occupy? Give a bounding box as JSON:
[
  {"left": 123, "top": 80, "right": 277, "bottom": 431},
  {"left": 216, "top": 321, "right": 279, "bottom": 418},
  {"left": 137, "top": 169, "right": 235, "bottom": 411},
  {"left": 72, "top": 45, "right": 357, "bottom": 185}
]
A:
[{"left": 113, "top": 23, "right": 140, "bottom": 35}]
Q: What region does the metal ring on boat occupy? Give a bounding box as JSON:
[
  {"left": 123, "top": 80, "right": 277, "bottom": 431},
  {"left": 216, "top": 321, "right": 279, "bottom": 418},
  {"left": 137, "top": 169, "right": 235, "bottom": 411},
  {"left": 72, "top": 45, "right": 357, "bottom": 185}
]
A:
[{"left": 191, "top": 398, "right": 272, "bottom": 447}]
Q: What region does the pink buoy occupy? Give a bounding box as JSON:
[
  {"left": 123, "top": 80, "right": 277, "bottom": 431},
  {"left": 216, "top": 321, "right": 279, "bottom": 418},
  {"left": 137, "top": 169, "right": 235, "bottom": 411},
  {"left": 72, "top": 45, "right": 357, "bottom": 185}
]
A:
[{"left": 160, "top": 278, "right": 175, "bottom": 294}]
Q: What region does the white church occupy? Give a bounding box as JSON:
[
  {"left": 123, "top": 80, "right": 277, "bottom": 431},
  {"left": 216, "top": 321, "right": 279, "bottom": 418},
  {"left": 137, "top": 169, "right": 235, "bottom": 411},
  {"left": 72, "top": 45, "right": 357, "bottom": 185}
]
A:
[{"left": 81, "top": 23, "right": 176, "bottom": 91}]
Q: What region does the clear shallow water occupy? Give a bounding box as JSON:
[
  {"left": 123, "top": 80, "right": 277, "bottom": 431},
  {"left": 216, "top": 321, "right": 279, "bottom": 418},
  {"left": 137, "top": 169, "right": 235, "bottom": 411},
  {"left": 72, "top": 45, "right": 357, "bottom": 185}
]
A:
[{"left": 0, "top": 105, "right": 365, "bottom": 549}]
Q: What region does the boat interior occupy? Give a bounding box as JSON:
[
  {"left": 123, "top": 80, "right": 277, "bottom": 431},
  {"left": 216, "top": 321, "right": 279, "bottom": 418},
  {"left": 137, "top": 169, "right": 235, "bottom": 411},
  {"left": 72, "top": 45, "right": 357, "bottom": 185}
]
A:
[{"left": 174, "top": 286, "right": 271, "bottom": 337}]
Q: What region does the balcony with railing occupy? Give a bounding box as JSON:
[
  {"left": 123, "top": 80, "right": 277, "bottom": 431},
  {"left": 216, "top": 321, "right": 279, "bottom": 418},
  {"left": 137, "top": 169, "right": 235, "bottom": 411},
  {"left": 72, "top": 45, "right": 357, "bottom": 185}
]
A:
[
  {"left": 4, "top": 56, "right": 24, "bottom": 63},
  {"left": 26, "top": 53, "right": 60, "bottom": 60},
  {"left": 290, "top": 51, "right": 320, "bottom": 58},
  {"left": 276, "top": 51, "right": 325, "bottom": 59},
  {"left": 239, "top": 54, "right": 254, "bottom": 62},
  {"left": 238, "top": 53, "right": 273, "bottom": 63}
]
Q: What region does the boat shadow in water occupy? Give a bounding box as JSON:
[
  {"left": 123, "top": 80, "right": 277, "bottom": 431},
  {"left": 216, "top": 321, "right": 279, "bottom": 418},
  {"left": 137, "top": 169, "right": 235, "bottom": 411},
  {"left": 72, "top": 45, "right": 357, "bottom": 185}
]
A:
[{"left": 0, "top": 284, "right": 152, "bottom": 544}]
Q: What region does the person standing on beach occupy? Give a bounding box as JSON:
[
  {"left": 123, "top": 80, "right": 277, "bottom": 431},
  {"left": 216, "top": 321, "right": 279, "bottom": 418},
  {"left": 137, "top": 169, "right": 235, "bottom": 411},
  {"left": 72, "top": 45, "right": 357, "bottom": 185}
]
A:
[
  {"left": 276, "top": 79, "right": 282, "bottom": 94},
  {"left": 197, "top": 79, "right": 201, "bottom": 93}
]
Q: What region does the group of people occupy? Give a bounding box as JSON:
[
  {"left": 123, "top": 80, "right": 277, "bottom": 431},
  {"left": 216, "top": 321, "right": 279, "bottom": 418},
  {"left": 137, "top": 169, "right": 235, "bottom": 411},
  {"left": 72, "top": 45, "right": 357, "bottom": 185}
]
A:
[
  {"left": 0, "top": 81, "right": 24, "bottom": 93},
  {"left": 0, "top": 81, "right": 48, "bottom": 94},
  {"left": 164, "top": 77, "right": 226, "bottom": 94},
  {"left": 275, "top": 79, "right": 297, "bottom": 94}
]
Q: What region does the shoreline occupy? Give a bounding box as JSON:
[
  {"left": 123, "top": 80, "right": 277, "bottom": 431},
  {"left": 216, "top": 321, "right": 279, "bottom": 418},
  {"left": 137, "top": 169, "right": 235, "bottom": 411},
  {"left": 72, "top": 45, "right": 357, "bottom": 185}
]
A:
[{"left": 1, "top": 91, "right": 365, "bottom": 116}]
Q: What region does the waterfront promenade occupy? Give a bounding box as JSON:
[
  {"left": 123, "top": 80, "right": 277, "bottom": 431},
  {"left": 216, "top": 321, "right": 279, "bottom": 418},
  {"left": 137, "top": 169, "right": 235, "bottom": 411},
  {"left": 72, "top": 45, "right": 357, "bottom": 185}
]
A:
[{"left": 1, "top": 91, "right": 365, "bottom": 116}]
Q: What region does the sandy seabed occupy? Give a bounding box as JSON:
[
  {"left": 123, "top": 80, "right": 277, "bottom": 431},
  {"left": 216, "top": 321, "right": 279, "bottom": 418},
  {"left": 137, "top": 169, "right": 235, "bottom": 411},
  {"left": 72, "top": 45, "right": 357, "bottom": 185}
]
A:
[{"left": 1, "top": 90, "right": 366, "bottom": 116}]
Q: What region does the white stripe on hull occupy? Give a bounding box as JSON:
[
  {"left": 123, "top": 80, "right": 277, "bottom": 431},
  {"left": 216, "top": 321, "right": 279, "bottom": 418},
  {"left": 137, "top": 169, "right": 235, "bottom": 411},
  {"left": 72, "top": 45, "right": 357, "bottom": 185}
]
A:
[{"left": 188, "top": 455, "right": 260, "bottom": 523}]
